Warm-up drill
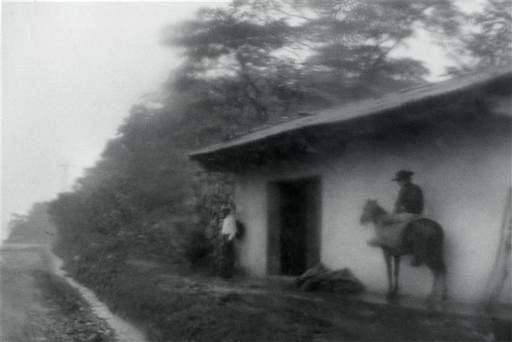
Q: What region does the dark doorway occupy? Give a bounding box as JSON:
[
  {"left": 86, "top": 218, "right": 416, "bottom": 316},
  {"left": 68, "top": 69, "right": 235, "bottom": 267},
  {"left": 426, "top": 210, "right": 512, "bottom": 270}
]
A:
[{"left": 267, "top": 177, "right": 321, "bottom": 276}]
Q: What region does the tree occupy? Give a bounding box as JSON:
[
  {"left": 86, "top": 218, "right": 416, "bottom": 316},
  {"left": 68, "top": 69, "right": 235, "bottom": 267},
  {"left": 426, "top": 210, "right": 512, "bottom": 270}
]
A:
[
  {"left": 165, "top": 0, "right": 459, "bottom": 123},
  {"left": 447, "top": 0, "right": 511, "bottom": 73}
]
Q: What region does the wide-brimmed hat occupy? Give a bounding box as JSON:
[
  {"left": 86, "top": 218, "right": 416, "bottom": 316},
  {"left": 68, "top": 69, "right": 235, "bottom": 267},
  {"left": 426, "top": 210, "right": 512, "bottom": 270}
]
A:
[{"left": 392, "top": 170, "right": 414, "bottom": 181}]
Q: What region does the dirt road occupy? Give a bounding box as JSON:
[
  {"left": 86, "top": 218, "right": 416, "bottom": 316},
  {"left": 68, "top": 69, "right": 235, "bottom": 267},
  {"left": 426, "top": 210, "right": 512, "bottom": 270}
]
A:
[{"left": 0, "top": 245, "right": 115, "bottom": 342}]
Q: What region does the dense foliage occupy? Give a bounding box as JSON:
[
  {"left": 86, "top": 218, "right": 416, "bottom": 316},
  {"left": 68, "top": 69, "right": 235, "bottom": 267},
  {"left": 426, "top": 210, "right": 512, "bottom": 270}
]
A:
[
  {"left": 45, "top": 0, "right": 510, "bottom": 273},
  {"left": 448, "top": 0, "right": 511, "bottom": 73}
]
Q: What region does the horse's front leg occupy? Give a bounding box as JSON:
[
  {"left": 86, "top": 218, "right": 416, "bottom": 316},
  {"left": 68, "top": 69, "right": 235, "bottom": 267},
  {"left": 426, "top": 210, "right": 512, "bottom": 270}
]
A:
[
  {"left": 383, "top": 250, "right": 393, "bottom": 299},
  {"left": 392, "top": 255, "right": 401, "bottom": 297}
]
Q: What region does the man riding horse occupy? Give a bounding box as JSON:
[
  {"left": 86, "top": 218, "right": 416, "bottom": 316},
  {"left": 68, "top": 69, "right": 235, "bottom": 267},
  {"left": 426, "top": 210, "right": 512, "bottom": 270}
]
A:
[
  {"left": 362, "top": 171, "right": 447, "bottom": 300},
  {"left": 367, "top": 170, "right": 425, "bottom": 266}
]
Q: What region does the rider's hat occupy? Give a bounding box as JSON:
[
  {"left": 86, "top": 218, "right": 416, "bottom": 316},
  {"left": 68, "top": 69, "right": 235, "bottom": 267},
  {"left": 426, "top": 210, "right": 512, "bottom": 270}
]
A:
[{"left": 392, "top": 170, "right": 414, "bottom": 181}]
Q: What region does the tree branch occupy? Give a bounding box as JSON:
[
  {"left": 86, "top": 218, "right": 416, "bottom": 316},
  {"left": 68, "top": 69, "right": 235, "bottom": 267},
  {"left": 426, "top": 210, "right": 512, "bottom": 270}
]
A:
[{"left": 235, "top": 51, "right": 269, "bottom": 123}]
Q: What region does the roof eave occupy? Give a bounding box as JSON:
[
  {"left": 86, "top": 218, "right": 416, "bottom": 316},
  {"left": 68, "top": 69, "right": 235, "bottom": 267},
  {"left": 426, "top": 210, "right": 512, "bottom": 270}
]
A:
[{"left": 189, "top": 66, "right": 512, "bottom": 161}]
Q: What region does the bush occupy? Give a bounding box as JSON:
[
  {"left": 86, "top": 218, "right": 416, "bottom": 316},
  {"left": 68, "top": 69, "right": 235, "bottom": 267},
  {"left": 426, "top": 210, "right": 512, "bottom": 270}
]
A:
[
  {"left": 181, "top": 226, "right": 214, "bottom": 269},
  {"left": 32, "top": 270, "right": 86, "bottom": 313}
]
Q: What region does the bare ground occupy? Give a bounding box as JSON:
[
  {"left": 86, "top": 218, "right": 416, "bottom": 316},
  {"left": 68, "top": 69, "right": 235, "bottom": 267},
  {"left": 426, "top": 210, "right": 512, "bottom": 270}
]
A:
[
  {"left": 0, "top": 247, "right": 116, "bottom": 342},
  {"left": 151, "top": 272, "right": 495, "bottom": 341},
  {"left": 79, "top": 257, "right": 496, "bottom": 342},
  {"left": 2, "top": 247, "right": 498, "bottom": 342}
]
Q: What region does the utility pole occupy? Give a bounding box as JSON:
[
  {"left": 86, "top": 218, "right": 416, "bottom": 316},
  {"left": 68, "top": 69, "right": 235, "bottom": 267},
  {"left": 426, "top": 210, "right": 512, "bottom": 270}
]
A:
[{"left": 58, "top": 163, "right": 71, "bottom": 192}]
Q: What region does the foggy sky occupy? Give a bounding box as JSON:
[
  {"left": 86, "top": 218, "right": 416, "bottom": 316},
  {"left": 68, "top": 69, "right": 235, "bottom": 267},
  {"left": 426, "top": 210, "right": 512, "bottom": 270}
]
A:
[
  {"left": 1, "top": 2, "right": 228, "bottom": 240},
  {"left": 1, "top": 1, "right": 481, "bottom": 241}
]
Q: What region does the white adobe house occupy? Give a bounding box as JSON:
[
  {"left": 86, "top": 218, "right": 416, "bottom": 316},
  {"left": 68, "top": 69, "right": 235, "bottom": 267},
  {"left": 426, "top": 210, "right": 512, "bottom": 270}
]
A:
[{"left": 190, "top": 67, "right": 512, "bottom": 304}]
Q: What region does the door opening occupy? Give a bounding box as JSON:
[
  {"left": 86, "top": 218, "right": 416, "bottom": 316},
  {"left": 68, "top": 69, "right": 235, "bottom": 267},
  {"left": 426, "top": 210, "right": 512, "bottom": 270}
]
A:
[{"left": 267, "top": 177, "right": 321, "bottom": 276}]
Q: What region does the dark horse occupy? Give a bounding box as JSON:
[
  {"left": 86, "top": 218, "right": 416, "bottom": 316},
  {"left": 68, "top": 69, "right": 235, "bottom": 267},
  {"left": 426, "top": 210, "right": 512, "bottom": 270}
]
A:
[{"left": 360, "top": 199, "right": 447, "bottom": 301}]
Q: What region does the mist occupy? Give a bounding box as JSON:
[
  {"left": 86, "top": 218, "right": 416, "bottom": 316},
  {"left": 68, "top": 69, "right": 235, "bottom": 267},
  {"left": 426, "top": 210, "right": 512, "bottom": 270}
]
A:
[{"left": 1, "top": 2, "right": 227, "bottom": 240}]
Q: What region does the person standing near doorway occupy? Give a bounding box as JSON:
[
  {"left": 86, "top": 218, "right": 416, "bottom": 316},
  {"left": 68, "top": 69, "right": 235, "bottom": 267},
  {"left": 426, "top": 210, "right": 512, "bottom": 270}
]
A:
[{"left": 219, "top": 205, "right": 236, "bottom": 278}]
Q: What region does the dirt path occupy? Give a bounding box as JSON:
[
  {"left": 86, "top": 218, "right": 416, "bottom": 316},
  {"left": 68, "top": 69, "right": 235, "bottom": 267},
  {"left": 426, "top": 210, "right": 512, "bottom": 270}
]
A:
[
  {"left": 49, "top": 252, "right": 148, "bottom": 342},
  {"left": 0, "top": 244, "right": 143, "bottom": 342}
]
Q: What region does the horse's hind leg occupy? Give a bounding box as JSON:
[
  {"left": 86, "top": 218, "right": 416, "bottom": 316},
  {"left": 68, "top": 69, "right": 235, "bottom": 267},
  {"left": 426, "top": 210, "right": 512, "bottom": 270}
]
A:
[
  {"left": 441, "top": 272, "right": 448, "bottom": 301},
  {"left": 429, "top": 270, "right": 440, "bottom": 301},
  {"left": 393, "top": 255, "right": 401, "bottom": 297},
  {"left": 439, "top": 262, "right": 448, "bottom": 300},
  {"left": 428, "top": 260, "right": 447, "bottom": 301}
]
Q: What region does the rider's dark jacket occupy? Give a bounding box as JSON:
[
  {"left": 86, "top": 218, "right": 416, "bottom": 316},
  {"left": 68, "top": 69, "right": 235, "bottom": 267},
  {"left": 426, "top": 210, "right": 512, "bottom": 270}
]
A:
[{"left": 394, "top": 183, "right": 424, "bottom": 215}]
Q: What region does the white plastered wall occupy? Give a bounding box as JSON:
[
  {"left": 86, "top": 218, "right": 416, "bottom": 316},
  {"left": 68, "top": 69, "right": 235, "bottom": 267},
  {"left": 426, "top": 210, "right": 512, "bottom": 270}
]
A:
[{"left": 233, "top": 117, "right": 511, "bottom": 303}]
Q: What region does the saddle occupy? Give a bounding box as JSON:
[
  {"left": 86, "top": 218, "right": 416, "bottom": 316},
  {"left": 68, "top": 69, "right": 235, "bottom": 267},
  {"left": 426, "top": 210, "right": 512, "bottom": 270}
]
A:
[{"left": 368, "top": 213, "right": 420, "bottom": 250}]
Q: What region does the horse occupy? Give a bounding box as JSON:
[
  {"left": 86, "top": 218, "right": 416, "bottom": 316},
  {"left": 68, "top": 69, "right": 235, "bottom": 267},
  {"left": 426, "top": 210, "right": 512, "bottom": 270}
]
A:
[{"left": 360, "top": 199, "right": 448, "bottom": 301}]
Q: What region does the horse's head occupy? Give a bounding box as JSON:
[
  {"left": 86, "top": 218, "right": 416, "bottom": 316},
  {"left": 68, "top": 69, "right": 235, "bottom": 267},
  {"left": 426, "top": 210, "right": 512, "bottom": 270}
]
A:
[{"left": 360, "top": 199, "right": 380, "bottom": 225}]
